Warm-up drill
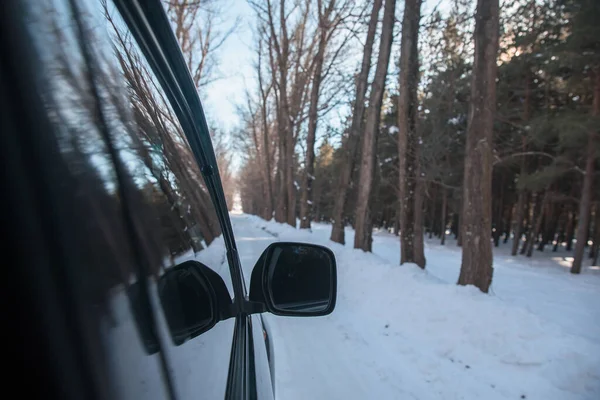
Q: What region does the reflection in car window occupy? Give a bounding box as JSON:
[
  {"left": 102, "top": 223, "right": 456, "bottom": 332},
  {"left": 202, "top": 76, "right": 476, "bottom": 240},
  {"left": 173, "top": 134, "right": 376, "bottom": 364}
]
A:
[{"left": 23, "top": 0, "right": 234, "bottom": 398}]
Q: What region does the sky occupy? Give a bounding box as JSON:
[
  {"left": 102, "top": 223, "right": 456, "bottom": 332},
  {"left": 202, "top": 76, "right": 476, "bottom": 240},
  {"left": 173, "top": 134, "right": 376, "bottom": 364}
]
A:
[
  {"left": 200, "top": 0, "right": 255, "bottom": 133},
  {"left": 199, "top": 0, "right": 453, "bottom": 136}
]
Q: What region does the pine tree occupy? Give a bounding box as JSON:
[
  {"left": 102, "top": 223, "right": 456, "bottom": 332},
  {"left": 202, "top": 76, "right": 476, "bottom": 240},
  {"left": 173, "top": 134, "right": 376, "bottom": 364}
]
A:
[{"left": 458, "top": 0, "right": 499, "bottom": 293}]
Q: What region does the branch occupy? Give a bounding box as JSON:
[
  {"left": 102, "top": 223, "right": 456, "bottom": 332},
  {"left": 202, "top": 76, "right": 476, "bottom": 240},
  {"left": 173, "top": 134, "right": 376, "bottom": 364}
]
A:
[{"left": 493, "top": 151, "right": 556, "bottom": 166}]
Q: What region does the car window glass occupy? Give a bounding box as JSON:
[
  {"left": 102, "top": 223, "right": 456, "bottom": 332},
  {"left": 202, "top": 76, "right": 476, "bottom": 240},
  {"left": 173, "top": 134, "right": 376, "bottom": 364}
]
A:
[{"left": 24, "top": 0, "right": 234, "bottom": 398}]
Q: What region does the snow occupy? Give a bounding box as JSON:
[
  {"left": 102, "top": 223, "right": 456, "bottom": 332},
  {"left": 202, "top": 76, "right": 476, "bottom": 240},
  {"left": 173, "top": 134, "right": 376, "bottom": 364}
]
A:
[
  {"left": 234, "top": 215, "right": 600, "bottom": 400},
  {"left": 103, "top": 213, "right": 600, "bottom": 400}
]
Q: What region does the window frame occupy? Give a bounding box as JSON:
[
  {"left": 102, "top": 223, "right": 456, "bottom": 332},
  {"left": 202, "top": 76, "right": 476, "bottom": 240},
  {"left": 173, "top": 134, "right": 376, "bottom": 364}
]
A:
[{"left": 111, "top": 1, "right": 260, "bottom": 399}]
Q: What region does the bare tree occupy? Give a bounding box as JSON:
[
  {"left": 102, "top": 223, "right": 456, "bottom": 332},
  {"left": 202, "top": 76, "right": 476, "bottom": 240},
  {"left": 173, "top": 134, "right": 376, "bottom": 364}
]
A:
[
  {"left": 354, "top": 0, "right": 396, "bottom": 251},
  {"left": 457, "top": 0, "right": 499, "bottom": 293},
  {"left": 330, "top": 0, "right": 383, "bottom": 243},
  {"left": 299, "top": 0, "right": 354, "bottom": 229},
  {"left": 165, "top": 0, "right": 234, "bottom": 88},
  {"left": 397, "top": 0, "right": 425, "bottom": 267},
  {"left": 249, "top": 0, "right": 319, "bottom": 226},
  {"left": 106, "top": 6, "right": 222, "bottom": 245},
  {"left": 257, "top": 35, "right": 275, "bottom": 218}
]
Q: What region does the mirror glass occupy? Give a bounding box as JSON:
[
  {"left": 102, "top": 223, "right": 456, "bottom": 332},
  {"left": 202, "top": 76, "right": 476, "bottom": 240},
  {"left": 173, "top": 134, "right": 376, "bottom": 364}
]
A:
[
  {"left": 266, "top": 244, "right": 334, "bottom": 313},
  {"left": 158, "top": 263, "right": 215, "bottom": 345}
]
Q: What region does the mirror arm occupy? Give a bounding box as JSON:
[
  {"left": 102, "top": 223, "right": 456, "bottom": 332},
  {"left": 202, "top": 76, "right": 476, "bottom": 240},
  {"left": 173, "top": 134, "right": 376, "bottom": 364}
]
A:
[
  {"left": 242, "top": 300, "right": 267, "bottom": 315},
  {"left": 224, "top": 300, "right": 267, "bottom": 319}
]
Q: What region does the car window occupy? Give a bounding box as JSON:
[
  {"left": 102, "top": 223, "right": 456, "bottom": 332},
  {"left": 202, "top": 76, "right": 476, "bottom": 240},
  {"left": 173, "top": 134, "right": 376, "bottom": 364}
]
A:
[{"left": 23, "top": 0, "right": 234, "bottom": 399}]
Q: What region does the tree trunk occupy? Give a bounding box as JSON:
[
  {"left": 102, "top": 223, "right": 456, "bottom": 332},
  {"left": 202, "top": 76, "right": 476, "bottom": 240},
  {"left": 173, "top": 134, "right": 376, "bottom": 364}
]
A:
[
  {"left": 313, "top": 177, "right": 322, "bottom": 223},
  {"left": 457, "top": 0, "right": 498, "bottom": 293},
  {"left": 428, "top": 186, "right": 435, "bottom": 239},
  {"left": 285, "top": 131, "right": 296, "bottom": 226},
  {"left": 511, "top": 190, "right": 527, "bottom": 255},
  {"left": 521, "top": 193, "right": 537, "bottom": 254},
  {"left": 526, "top": 190, "right": 549, "bottom": 257},
  {"left": 503, "top": 202, "right": 512, "bottom": 243},
  {"left": 397, "top": 0, "right": 424, "bottom": 267},
  {"left": 266, "top": 0, "right": 300, "bottom": 227},
  {"left": 571, "top": 142, "right": 594, "bottom": 273},
  {"left": 572, "top": 70, "right": 599, "bottom": 273},
  {"left": 413, "top": 171, "right": 426, "bottom": 266},
  {"left": 589, "top": 203, "right": 599, "bottom": 260},
  {"left": 493, "top": 187, "right": 503, "bottom": 247},
  {"left": 511, "top": 69, "right": 531, "bottom": 254},
  {"left": 566, "top": 210, "right": 576, "bottom": 251},
  {"left": 274, "top": 144, "right": 287, "bottom": 222},
  {"left": 441, "top": 188, "right": 448, "bottom": 245},
  {"left": 553, "top": 210, "right": 566, "bottom": 252},
  {"left": 330, "top": 0, "right": 382, "bottom": 244},
  {"left": 353, "top": 0, "right": 396, "bottom": 251},
  {"left": 592, "top": 204, "right": 600, "bottom": 266},
  {"left": 248, "top": 109, "right": 270, "bottom": 220},
  {"left": 456, "top": 209, "right": 462, "bottom": 246},
  {"left": 257, "top": 44, "right": 274, "bottom": 219},
  {"left": 300, "top": 1, "right": 331, "bottom": 229},
  {"left": 539, "top": 202, "right": 559, "bottom": 252}
]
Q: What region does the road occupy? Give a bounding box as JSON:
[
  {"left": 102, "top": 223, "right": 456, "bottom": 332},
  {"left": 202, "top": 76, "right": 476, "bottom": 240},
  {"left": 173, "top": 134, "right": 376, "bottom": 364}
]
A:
[
  {"left": 231, "top": 214, "right": 441, "bottom": 400},
  {"left": 228, "top": 213, "right": 600, "bottom": 400}
]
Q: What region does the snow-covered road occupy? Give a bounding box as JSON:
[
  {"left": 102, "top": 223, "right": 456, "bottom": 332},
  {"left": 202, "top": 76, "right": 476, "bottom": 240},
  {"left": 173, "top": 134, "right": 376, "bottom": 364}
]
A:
[
  {"left": 233, "top": 214, "right": 416, "bottom": 399},
  {"left": 231, "top": 213, "right": 600, "bottom": 400},
  {"left": 234, "top": 215, "right": 417, "bottom": 399}
]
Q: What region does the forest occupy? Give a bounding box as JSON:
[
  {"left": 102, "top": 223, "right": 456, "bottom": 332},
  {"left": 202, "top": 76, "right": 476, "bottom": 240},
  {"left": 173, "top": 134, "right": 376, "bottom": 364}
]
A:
[
  {"left": 26, "top": 0, "right": 600, "bottom": 396},
  {"left": 224, "top": 0, "right": 600, "bottom": 293}
]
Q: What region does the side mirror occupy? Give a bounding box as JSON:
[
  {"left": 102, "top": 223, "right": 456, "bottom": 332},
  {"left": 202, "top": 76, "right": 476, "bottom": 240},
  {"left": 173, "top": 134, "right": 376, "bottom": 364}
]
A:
[
  {"left": 249, "top": 242, "right": 337, "bottom": 316},
  {"left": 152, "top": 260, "right": 232, "bottom": 347},
  {"left": 128, "top": 260, "right": 232, "bottom": 353},
  {"left": 157, "top": 260, "right": 231, "bottom": 345}
]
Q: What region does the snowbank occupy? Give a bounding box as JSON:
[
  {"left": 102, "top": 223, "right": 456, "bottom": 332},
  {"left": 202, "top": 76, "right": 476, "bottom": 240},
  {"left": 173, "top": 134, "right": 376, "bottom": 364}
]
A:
[
  {"left": 98, "top": 213, "right": 600, "bottom": 399},
  {"left": 245, "top": 214, "right": 600, "bottom": 400}
]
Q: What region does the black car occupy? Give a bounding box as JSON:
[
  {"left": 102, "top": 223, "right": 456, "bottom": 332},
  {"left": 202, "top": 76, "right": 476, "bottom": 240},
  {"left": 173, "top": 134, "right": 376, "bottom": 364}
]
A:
[{"left": 1, "top": 1, "right": 336, "bottom": 399}]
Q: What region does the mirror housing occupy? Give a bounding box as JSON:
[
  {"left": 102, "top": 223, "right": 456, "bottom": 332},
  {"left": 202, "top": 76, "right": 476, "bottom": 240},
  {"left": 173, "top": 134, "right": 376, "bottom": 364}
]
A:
[
  {"left": 128, "top": 260, "right": 233, "bottom": 352},
  {"left": 249, "top": 242, "right": 337, "bottom": 316},
  {"left": 157, "top": 260, "right": 232, "bottom": 345}
]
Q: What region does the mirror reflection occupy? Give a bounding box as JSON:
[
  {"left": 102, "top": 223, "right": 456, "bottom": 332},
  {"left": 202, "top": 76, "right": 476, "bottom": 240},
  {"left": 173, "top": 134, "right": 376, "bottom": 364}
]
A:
[
  {"left": 158, "top": 263, "right": 215, "bottom": 345},
  {"left": 267, "top": 245, "right": 334, "bottom": 313}
]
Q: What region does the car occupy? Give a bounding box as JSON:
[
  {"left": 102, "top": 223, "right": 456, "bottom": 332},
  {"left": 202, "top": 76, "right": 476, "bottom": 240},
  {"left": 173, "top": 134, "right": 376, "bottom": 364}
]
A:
[{"left": 1, "top": 0, "right": 337, "bottom": 399}]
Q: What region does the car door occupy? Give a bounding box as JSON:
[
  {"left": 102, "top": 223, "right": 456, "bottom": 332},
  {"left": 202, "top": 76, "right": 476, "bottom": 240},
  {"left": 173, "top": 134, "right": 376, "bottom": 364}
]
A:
[
  {"left": 102, "top": 1, "right": 276, "bottom": 398},
  {"left": 104, "top": 2, "right": 276, "bottom": 399},
  {"left": 7, "top": 0, "right": 260, "bottom": 398}
]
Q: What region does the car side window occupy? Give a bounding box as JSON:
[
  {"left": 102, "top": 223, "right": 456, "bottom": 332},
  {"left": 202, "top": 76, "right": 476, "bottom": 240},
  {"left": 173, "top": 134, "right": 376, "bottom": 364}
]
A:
[{"left": 24, "top": 0, "right": 234, "bottom": 398}]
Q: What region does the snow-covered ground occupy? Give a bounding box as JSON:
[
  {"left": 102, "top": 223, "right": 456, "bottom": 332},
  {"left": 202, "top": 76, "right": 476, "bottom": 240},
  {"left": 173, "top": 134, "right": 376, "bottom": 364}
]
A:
[
  {"left": 232, "top": 213, "right": 600, "bottom": 400},
  {"left": 103, "top": 212, "right": 600, "bottom": 399}
]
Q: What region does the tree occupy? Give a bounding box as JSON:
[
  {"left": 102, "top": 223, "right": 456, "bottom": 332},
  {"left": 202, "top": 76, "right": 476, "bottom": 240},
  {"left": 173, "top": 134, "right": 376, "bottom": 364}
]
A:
[
  {"left": 300, "top": 0, "right": 352, "bottom": 229},
  {"left": 568, "top": 0, "right": 600, "bottom": 273},
  {"left": 397, "top": 0, "right": 425, "bottom": 267},
  {"left": 256, "top": 37, "right": 275, "bottom": 219},
  {"left": 354, "top": 0, "right": 396, "bottom": 251},
  {"left": 165, "top": 0, "right": 233, "bottom": 88},
  {"left": 238, "top": 0, "right": 599, "bottom": 277},
  {"left": 457, "top": 0, "right": 499, "bottom": 292},
  {"left": 330, "top": 0, "right": 383, "bottom": 244},
  {"left": 259, "top": 0, "right": 318, "bottom": 226},
  {"left": 312, "top": 138, "right": 337, "bottom": 221}
]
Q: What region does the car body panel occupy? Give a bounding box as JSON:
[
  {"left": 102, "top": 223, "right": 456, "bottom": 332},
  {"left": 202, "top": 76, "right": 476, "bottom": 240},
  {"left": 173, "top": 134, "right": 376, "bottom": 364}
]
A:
[{"left": 3, "top": 0, "right": 272, "bottom": 398}]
